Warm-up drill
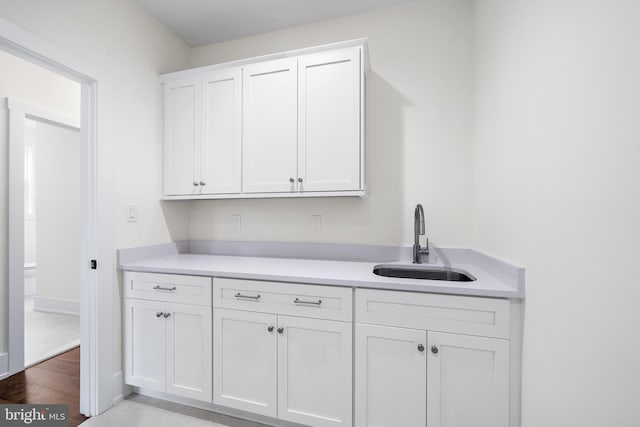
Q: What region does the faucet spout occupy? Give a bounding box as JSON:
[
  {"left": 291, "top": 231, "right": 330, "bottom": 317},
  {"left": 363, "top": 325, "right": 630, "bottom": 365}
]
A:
[{"left": 413, "top": 204, "right": 429, "bottom": 263}]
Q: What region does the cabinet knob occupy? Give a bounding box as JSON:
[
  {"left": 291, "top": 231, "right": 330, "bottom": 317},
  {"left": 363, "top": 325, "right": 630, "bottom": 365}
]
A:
[
  {"left": 277, "top": 327, "right": 284, "bottom": 334},
  {"left": 156, "top": 312, "right": 163, "bottom": 318},
  {"left": 431, "top": 345, "right": 439, "bottom": 354},
  {"left": 289, "top": 178, "right": 295, "bottom": 183},
  {"left": 163, "top": 312, "right": 171, "bottom": 318},
  {"left": 199, "top": 181, "right": 206, "bottom": 186},
  {"left": 268, "top": 326, "right": 275, "bottom": 332},
  {"left": 417, "top": 344, "right": 425, "bottom": 352},
  {"left": 193, "top": 182, "right": 199, "bottom": 187},
  {"left": 298, "top": 177, "right": 303, "bottom": 183}
]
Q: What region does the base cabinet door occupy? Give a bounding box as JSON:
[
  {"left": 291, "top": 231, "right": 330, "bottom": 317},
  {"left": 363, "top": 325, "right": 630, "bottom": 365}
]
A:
[
  {"left": 165, "top": 303, "right": 212, "bottom": 401},
  {"left": 278, "top": 316, "right": 352, "bottom": 427},
  {"left": 427, "top": 332, "right": 510, "bottom": 427},
  {"left": 355, "top": 323, "right": 427, "bottom": 427},
  {"left": 213, "top": 309, "right": 278, "bottom": 417},
  {"left": 124, "top": 299, "right": 166, "bottom": 391}
]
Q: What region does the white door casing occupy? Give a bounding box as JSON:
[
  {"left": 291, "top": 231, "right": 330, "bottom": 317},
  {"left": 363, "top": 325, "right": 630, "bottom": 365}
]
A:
[{"left": 2, "top": 16, "right": 114, "bottom": 415}]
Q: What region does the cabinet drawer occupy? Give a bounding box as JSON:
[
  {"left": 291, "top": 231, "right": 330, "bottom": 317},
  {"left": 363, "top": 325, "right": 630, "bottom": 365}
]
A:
[
  {"left": 356, "top": 289, "right": 509, "bottom": 339},
  {"left": 123, "top": 271, "right": 212, "bottom": 306},
  {"left": 213, "top": 278, "right": 352, "bottom": 321}
]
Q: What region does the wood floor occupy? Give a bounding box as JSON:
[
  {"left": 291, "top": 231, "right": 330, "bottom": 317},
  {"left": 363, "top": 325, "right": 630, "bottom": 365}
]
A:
[{"left": 0, "top": 347, "right": 88, "bottom": 426}]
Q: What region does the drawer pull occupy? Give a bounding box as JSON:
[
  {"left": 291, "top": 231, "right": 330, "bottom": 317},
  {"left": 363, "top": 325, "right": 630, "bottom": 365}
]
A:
[
  {"left": 235, "top": 292, "right": 261, "bottom": 300},
  {"left": 153, "top": 285, "right": 176, "bottom": 291},
  {"left": 294, "top": 298, "right": 322, "bottom": 306}
]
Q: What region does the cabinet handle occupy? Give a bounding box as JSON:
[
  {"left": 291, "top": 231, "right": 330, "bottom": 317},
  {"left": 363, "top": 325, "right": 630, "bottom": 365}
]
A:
[
  {"left": 153, "top": 285, "right": 176, "bottom": 291},
  {"left": 289, "top": 177, "right": 295, "bottom": 183},
  {"left": 417, "top": 344, "right": 425, "bottom": 352},
  {"left": 268, "top": 326, "right": 275, "bottom": 332},
  {"left": 193, "top": 182, "right": 199, "bottom": 187},
  {"left": 294, "top": 297, "right": 322, "bottom": 306},
  {"left": 163, "top": 312, "right": 171, "bottom": 318},
  {"left": 277, "top": 327, "right": 284, "bottom": 334},
  {"left": 234, "top": 292, "right": 261, "bottom": 300},
  {"left": 156, "top": 312, "right": 163, "bottom": 318},
  {"left": 431, "top": 345, "right": 439, "bottom": 354},
  {"left": 199, "top": 181, "right": 206, "bottom": 186}
]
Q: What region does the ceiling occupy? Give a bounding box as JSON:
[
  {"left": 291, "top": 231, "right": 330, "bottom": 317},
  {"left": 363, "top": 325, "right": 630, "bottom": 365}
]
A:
[{"left": 135, "top": 0, "right": 417, "bottom": 47}]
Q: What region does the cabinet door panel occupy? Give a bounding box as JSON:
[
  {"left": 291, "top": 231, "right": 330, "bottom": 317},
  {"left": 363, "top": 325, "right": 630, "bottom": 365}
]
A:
[
  {"left": 278, "top": 316, "right": 352, "bottom": 427},
  {"left": 427, "top": 332, "right": 509, "bottom": 427},
  {"left": 201, "top": 69, "right": 242, "bottom": 194},
  {"left": 165, "top": 303, "right": 212, "bottom": 401},
  {"left": 164, "top": 77, "right": 201, "bottom": 195},
  {"left": 355, "top": 323, "right": 426, "bottom": 427},
  {"left": 213, "top": 309, "right": 278, "bottom": 417},
  {"left": 124, "top": 299, "right": 166, "bottom": 391},
  {"left": 242, "top": 58, "right": 298, "bottom": 193},
  {"left": 298, "top": 48, "right": 361, "bottom": 192}
]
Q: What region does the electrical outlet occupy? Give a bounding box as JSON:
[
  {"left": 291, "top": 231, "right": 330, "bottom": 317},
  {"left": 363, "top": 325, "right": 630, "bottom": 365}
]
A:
[
  {"left": 311, "top": 215, "right": 322, "bottom": 232},
  {"left": 232, "top": 214, "right": 241, "bottom": 230}
]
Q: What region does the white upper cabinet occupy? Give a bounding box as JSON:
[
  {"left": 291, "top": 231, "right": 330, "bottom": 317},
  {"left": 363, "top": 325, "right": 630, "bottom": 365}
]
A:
[
  {"left": 201, "top": 69, "right": 242, "bottom": 194},
  {"left": 164, "top": 77, "right": 201, "bottom": 196},
  {"left": 242, "top": 58, "right": 298, "bottom": 193},
  {"left": 298, "top": 48, "right": 361, "bottom": 192},
  {"left": 161, "top": 39, "right": 368, "bottom": 199}
]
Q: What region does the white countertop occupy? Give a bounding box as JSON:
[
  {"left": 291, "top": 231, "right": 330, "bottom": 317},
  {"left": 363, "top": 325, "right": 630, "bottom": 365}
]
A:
[{"left": 119, "top": 252, "right": 524, "bottom": 299}]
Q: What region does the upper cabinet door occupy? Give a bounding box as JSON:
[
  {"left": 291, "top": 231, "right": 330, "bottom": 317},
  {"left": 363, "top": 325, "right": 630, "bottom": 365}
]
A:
[
  {"left": 298, "top": 48, "right": 362, "bottom": 192},
  {"left": 242, "top": 58, "right": 298, "bottom": 193},
  {"left": 427, "top": 332, "right": 510, "bottom": 427},
  {"left": 201, "top": 69, "right": 242, "bottom": 194},
  {"left": 164, "top": 77, "right": 202, "bottom": 195}
]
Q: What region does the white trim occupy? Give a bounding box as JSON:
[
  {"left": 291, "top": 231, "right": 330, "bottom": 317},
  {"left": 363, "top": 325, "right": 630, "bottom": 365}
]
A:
[
  {"left": 8, "top": 97, "right": 80, "bottom": 130},
  {"left": 112, "top": 371, "right": 133, "bottom": 406},
  {"left": 160, "top": 38, "right": 369, "bottom": 82},
  {"left": 33, "top": 296, "right": 80, "bottom": 316},
  {"left": 1, "top": 16, "right": 114, "bottom": 417},
  {"left": 161, "top": 190, "right": 367, "bottom": 200},
  {"left": 0, "top": 353, "right": 8, "bottom": 380}
]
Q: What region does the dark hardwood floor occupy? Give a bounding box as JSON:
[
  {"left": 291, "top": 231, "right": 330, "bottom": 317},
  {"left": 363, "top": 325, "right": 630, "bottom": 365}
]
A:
[{"left": 0, "top": 347, "right": 88, "bottom": 426}]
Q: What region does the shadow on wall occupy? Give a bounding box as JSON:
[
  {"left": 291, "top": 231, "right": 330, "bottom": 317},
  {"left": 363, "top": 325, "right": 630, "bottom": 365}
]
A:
[
  {"left": 181, "top": 70, "right": 411, "bottom": 245},
  {"left": 160, "top": 200, "right": 191, "bottom": 242}
]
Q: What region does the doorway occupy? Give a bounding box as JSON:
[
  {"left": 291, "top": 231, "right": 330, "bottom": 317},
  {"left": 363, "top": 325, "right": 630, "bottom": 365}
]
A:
[
  {"left": 1, "top": 16, "right": 114, "bottom": 416},
  {"left": 22, "top": 110, "right": 82, "bottom": 367}
]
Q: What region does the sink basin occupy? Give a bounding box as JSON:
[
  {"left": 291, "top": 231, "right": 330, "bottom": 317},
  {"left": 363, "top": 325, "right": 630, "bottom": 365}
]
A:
[{"left": 373, "top": 265, "right": 476, "bottom": 282}]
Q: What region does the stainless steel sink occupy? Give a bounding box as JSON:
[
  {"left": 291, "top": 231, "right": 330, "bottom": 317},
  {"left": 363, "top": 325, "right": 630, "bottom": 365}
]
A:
[{"left": 373, "top": 265, "right": 476, "bottom": 282}]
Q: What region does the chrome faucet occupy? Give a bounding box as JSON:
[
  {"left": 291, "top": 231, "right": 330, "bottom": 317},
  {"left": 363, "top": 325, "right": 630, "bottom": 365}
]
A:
[{"left": 413, "top": 204, "right": 429, "bottom": 264}]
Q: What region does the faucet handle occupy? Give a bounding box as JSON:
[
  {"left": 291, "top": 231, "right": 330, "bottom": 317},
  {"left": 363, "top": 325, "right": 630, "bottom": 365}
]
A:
[{"left": 419, "top": 237, "right": 430, "bottom": 255}]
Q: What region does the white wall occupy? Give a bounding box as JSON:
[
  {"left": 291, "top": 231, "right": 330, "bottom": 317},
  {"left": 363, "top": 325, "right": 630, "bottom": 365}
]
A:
[
  {"left": 473, "top": 1, "right": 640, "bottom": 426},
  {"left": 0, "top": 49, "right": 81, "bottom": 353},
  {"left": 188, "top": 0, "right": 474, "bottom": 247},
  {"left": 0, "top": 0, "right": 191, "bottom": 371},
  {"left": 34, "top": 121, "right": 81, "bottom": 303}
]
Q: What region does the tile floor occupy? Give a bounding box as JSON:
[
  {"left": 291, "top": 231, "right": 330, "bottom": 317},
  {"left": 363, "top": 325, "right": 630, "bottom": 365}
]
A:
[
  {"left": 80, "top": 397, "right": 272, "bottom": 427},
  {"left": 24, "top": 296, "right": 80, "bottom": 366}
]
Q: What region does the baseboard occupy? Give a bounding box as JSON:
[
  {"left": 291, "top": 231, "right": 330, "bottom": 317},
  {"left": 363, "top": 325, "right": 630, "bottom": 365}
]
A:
[
  {"left": 113, "top": 371, "right": 132, "bottom": 406},
  {"left": 33, "top": 296, "right": 80, "bottom": 315},
  {"left": 0, "top": 352, "right": 8, "bottom": 380}
]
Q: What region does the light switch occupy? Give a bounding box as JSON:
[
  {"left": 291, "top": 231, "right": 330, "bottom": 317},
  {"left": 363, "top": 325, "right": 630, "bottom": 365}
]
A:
[
  {"left": 126, "top": 204, "right": 138, "bottom": 222},
  {"left": 311, "top": 215, "right": 322, "bottom": 232}
]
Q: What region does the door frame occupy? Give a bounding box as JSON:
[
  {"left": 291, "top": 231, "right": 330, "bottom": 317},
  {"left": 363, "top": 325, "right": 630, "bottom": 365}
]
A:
[{"left": 1, "top": 17, "right": 114, "bottom": 416}]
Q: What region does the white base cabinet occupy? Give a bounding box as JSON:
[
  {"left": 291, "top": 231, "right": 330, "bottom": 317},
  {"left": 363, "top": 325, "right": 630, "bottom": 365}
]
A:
[
  {"left": 355, "top": 289, "right": 516, "bottom": 427},
  {"left": 355, "top": 324, "right": 427, "bottom": 427},
  {"left": 212, "top": 279, "right": 353, "bottom": 427},
  {"left": 124, "top": 272, "right": 213, "bottom": 403}
]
